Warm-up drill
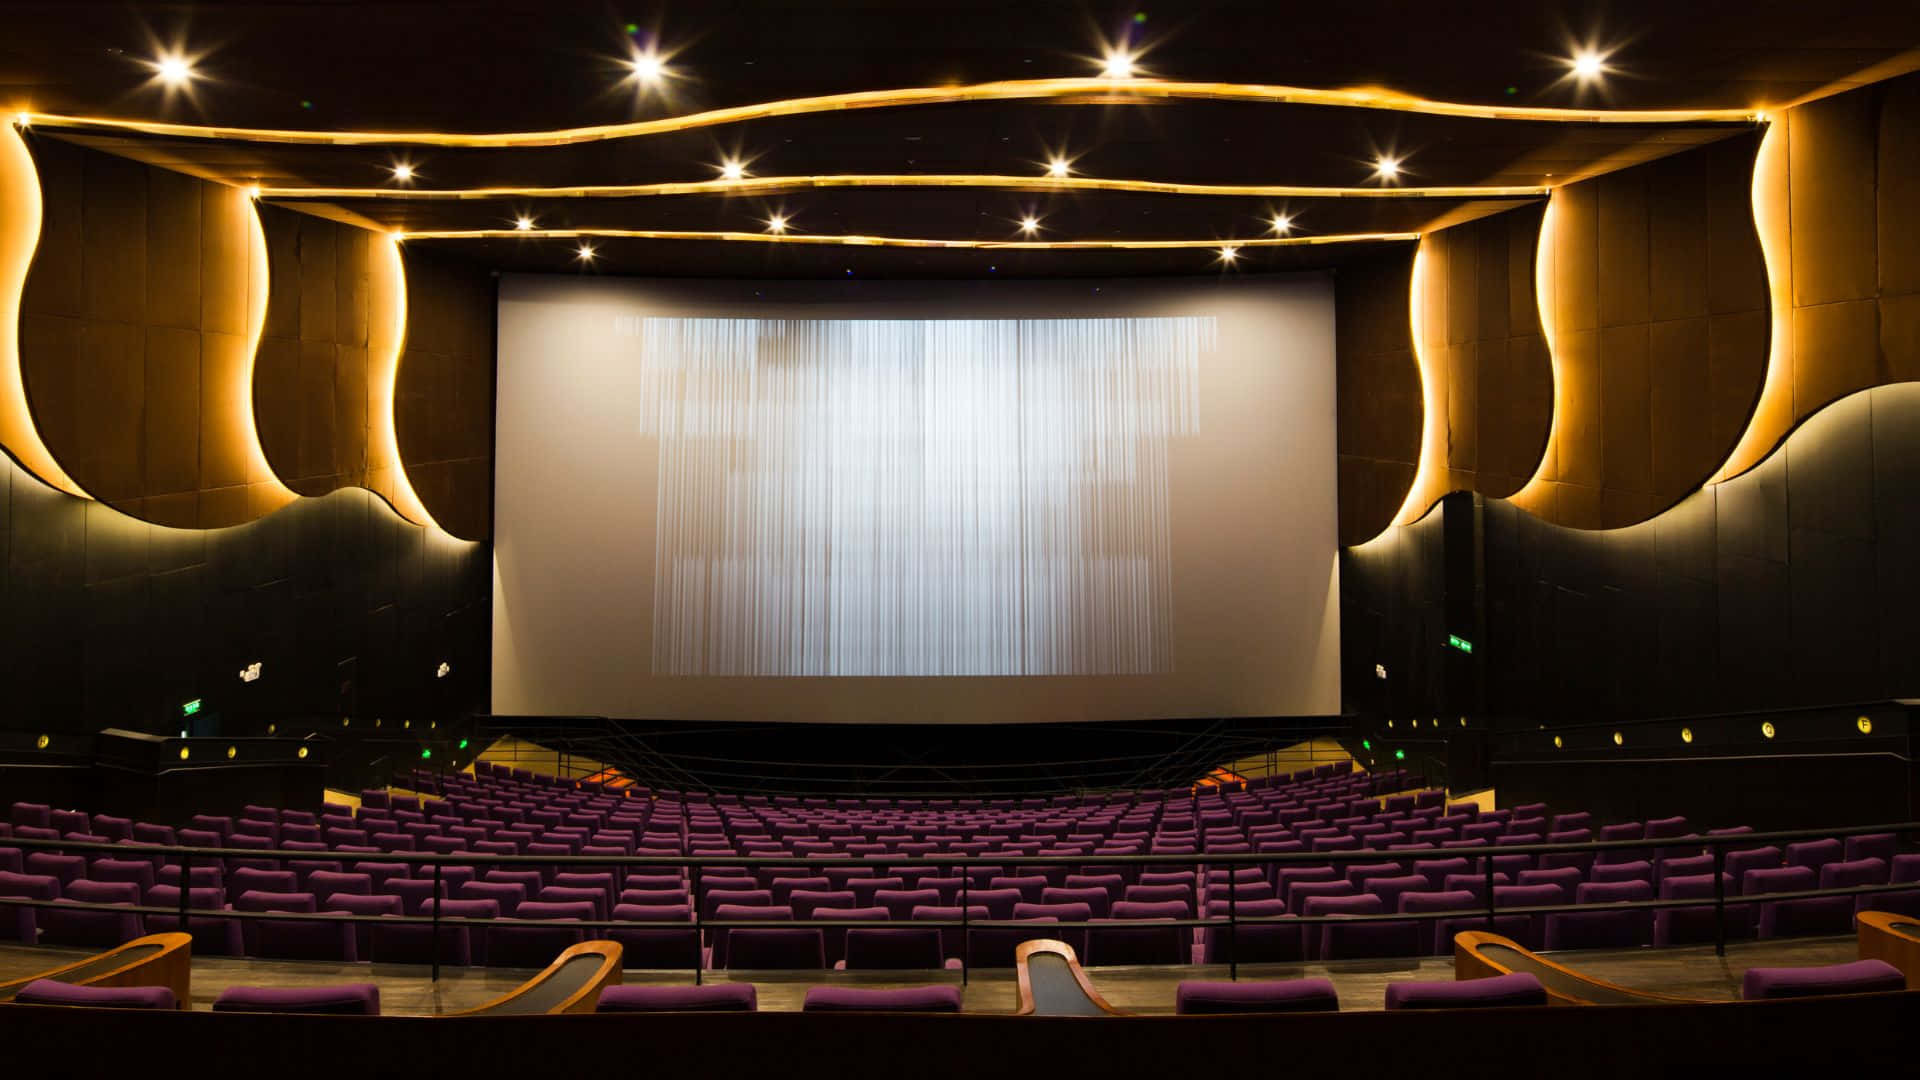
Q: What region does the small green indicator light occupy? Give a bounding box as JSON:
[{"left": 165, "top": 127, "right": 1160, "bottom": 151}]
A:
[
  {"left": 1361, "top": 739, "right": 1371, "bottom": 750},
  {"left": 1394, "top": 749, "right": 1406, "bottom": 761},
  {"left": 420, "top": 748, "right": 432, "bottom": 760},
  {"left": 182, "top": 699, "right": 202, "bottom": 717},
  {"left": 458, "top": 738, "right": 469, "bottom": 750},
  {"left": 1446, "top": 634, "right": 1475, "bottom": 654}
]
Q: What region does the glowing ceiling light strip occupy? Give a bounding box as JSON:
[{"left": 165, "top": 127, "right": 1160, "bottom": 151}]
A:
[
  {"left": 259, "top": 174, "right": 1550, "bottom": 201},
  {"left": 395, "top": 227, "right": 1417, "bottom": 250},
  {"left": 18, "top": 77, "right": 1760, "bottom": 149},
  {"left": 0, "top": 123, "right": 89, "bottom": 498}
]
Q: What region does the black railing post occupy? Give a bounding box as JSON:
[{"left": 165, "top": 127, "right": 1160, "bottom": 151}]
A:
[
  {"left": 1483, "top": 847, "right": 1496, "bottom": 929},
  {"left": 431, "top": 859, "right": 444, "bottom": 982},
  {"left": 1227, "top": 859, "right": 1239, "bottom": 981},
  {"left": 691, "top": 863, "right": 704, "bottom": 986},
  {"left": 960, "top": 866, "right": 970, "bottom": 987},
  {"left": 177, "top": 851, "right": 191, "bottom": 938},
  {"left": 1711, "top": 841, "right": 1727, "bottom": 958}
]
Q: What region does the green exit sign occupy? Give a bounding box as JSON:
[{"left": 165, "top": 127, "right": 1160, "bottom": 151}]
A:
[
  {"left": 181, "top": 699, "right": 203, "bottom": 717},
  {"left": 1446, "top": 634, "right": 1474, "bottom": 654}
]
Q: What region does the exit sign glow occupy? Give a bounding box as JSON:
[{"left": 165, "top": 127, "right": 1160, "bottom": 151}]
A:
[
  {"left": 1446, "top": 634, "right": 1474, "bottom": 654},
  {"left": 181, "top": 699, "right": 202, "bottom": 717}
]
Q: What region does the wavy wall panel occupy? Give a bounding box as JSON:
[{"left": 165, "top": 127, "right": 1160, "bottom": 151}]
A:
[
  {"left": 1509, "top": 130, "right": 1769, "bottom": 528},
  {"left": 1400, "top": 203, "right": 1553, "bottom": 526},
  {"left": 395, "top": 249, "right": 495, "bottom": 541},
  {"left": 15, "top": 135, "right": 294, "bottom": 527},
  {"left": 1334, "top": 250, "right": 1420, "bottom": 546}
]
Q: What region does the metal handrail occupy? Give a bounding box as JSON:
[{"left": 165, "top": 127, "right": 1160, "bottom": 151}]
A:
[{"left": 7, "top": 821, "right": 1912, "bottom": 983}]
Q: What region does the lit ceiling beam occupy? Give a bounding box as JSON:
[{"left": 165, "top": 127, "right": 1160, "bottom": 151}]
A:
[
  {"left": 17, "top": 77, "right": 1760, "bottom": 149},
  {"left": 394, "top": 227, "right": 1418, "bottom": 249},
  {"left": 259, "top": 174, "right": 1550, "bottom": 201}
]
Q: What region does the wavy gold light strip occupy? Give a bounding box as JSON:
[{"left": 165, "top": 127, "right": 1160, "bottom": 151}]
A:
[
  {"left": 0, "top": 123, "right": 89, "bottom": 497},
  {"left": 396, "top": 227, "right": 1417, "bottom": 250},
  {"left": 1506, "top": 192, "right": 1563, "bottom": 515},
  {"left": 1389, "top": 240, "right": 1445, "bottom": 528},
  {"left": 1709, "top": 115, "right": 1791, "bottom": 484},
  {"left": 366, "top": 235, "right": 439, "bottom": 530},
  {"left": 19, "top": 77, "right": 1760, "bottom": 149},
  {"left": 240, "top": 190, "right": 299, "bottom": 517},
  {"left": 261, "top": 174, "right": 1550, "bottom": 201}
]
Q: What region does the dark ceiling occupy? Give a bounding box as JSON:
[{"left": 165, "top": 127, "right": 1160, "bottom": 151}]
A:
[{"left": 5, "top": 1, "right": 1919, "bottom": 277}]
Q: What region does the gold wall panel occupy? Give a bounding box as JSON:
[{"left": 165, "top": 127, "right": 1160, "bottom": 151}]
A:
[
  {"left": 394, "top": 249, "right": 495, "bottom": 542},
  {"left": 1335, "top": 250, "right": 1421, "bottom": 546},
  {"left": 15, "top": 135, "right": 291, "bottom": 527}
]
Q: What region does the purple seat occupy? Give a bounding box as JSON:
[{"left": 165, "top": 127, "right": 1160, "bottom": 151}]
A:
[
  {"left": 324, "top": 893, "right": 402, "bottom": 958},
  {"left": 1785, "top": 839, "right": 1844, "bottom": 878},
  {"left": 9, "top": 802, "right": 51, "bottom": 829},
  {"left": 1396, "top": 890, "right": 1478, "bottom": 956},
  {"left": 142, "top": 885, "right": 243, "bottom": 955},
  {"left": 1361, "top": 874, "right": 1430, "bottom": 915},
  {"left": 538, "top": 885, "right": 608, "bottom": 920},
  {"left": 1286, "top": 880, "right": 1356, "bottom": 912},
  {"left": 726, "top": 927, "right": 825, "bottom": 969},
  {"left": 911, "top": 904, "right": 989, "bottom": 962},
  {"left": 1653, "top": 873, "right": 1746, "bottom": 946},
  {"left": 877, "top": 888, "right": 945, "bottom": 920},
  {"left": 86, "top": 858, "right": 157, "bottom": 895},
  {"left": 387, "top": 878, "right": 444, "bottom": 916},
  {"left": 483, "top": 895, "right": 587, "bottom": 960},
  {"left": 1200, "top": 899, "right": 1300, "bottom": 963},
  {"left": 1845, "top": 834, "right": 1897, "bottom": 865},
  {"left": 1741, "top": 959, "right": 1904, "bottom": 999},
  {"left": 212, "top": 984, "right": 381, "bottom": 1015},
  {"left": 1724, "top": 847, "right": 1782, "bottom": 894},
  {"left": 1385, "top": 972, "right": 1547, "bottom": 1010},
  {"left": 1300, "top": 893, "right": 1389, "bottom": 960},
  {"left": 40, "top": 880, "right": 143, "bottom": 947},
  {"left": 459, "top": 881, "right": 527, "bottom": 916},
  {"left": 238, "top": 890, "right": 358, "bottom": 963},
  {"left": 1087, "top": 901, "right": 1185, "bottom": 966},
  {"left": 1747, "top": 866, "right": 1854, "bottom": 938},
  {"left": 965, "top": 919, "right": 1061, "bottom": 968},
  {"left": 1543, "top": 881, "right": 1653, "bottom": 950},
  {"left": 710, "top": 904, "right": 794, "bottom": 968},
  {"left": 25, "top": 853, "right": 85, "bottom": 888},
  {"left": 1822, "top": 857, "right": 1891, "bottom": 913},
  {"left": 0, "top": 870, "right": 61, "bottom": 942},
  {"left": 811, "top": 905, "right": 888, "bottom": 967},
  {"left": 802, "top": 985, "right": 961, "bottom": 1012},
  {"left": 1589, "top": 861, "right": 1652, "bottom": 885},
  {"left": 843, "top": 926, "right": 946, "bottom": 970},
  {"left": 305, "top": 870, "right": 374, "bottom": 904},
  {"left": 597, "top": 984, "right": 757, "bottom": 1012},
  {"left": 1176, "top": 978, "right": 1338, "bottom": 1014},
  {"left": 788, "top": 889, "right": 855, "bottom": 921},
  {"left": 15, "top": 979, "right": 177, "bottom": 1010},
  {"left": 608, "top": 903, "right": 700, "bottom": 969},
  {"left": 367, "top": 900, "right": 475, "bottom": 967},
  {"left": 968, "top": 888, "right": 1024, "bottom": 921}
]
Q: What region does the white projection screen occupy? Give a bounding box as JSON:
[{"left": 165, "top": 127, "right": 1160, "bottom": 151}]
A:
[{"left": 493, "top": 274, "right": 1339, "bottom": 722}]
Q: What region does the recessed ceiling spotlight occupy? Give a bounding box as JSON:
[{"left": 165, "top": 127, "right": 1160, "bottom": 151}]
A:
[
  {"left": 1570, "top": 49, "right": 1607, "bottom": 82},
  {"left": 720, "top": 159, "right": 747, "bottom": 181},
  {"left": 1101, "top": 49, "right": 1137, "bottom": 79},
  {"left": 153, "top": 53, "right": 195, "bottom": 87},
  {"left": 1375, "top": 156, "right": 1401, "bottom": 181},
  {"left": 241, "top": 185, "right": 261, "bottom": 201},
  {"left": 628, "top": 51, "right": 669, "bottom": 84},
  {"left": 1218, "top": 245, "right": 1239, "bottom": 262},
  {"left": 576, "top": 243, "right": 596, "bottom": 261},
  {"left": 514, "top": 216, "right": 534, "bottom": 231},
  {"left": 13, "top": 112, "right": 30, "bottom": 129},
  {"left": 390, "top": 162, "right": 415, "bottom": 182},
  {"left": 1046, "top": 157, "right": 1071, "bottom": 178},
  {"left": 767, "top": 213, "right": 788, "bottom": 234},
  {"left": 1270, "top": 214, "right": 1292, "bottom": 234},
  {"left": 1019, "top": 215, "right": 1040, "bottom": 234}
]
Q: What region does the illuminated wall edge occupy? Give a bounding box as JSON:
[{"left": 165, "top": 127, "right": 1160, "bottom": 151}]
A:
[
  {"left": 0, "top": 122, "right": 88, "bottom": 497},
  {"left": 372, "top": 237, "right": 443, "bottom": 532},
  {"left": 1708, "top": 116, "right": 1793, "bottom": 484},
  {"left": 241, "top": 190, "right": 299, "bottom": 518},
  {"left": 1384, "top": 241, "right": 1440, "bottom": 531},
  {"left": 1505, "top": 191, "right": 1564, "bottom": 518}
]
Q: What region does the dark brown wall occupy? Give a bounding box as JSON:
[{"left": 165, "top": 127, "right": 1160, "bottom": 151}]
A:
[
  {"left": 1518, "top": 131, "right": 1769, "bottom": 528},
  {"left": 397, "top": 250, "right": 494, "bottom": 542},
  {"left": 1411, "top": 203, "right": 1553, "bottom": 511},
  {"left": 17, "top": 136, "right": 288, "bottom": 527},
  {"left": 254, "top": 205, "right": 376, "bottom": 500},
  {"left": 1334, "top": 249, "right": 1420, "bottom": 546}
]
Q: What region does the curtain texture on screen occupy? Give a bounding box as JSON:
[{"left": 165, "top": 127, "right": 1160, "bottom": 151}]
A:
[{"left": 632, "top": 316, "right": 1213, "bottom": 676}]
